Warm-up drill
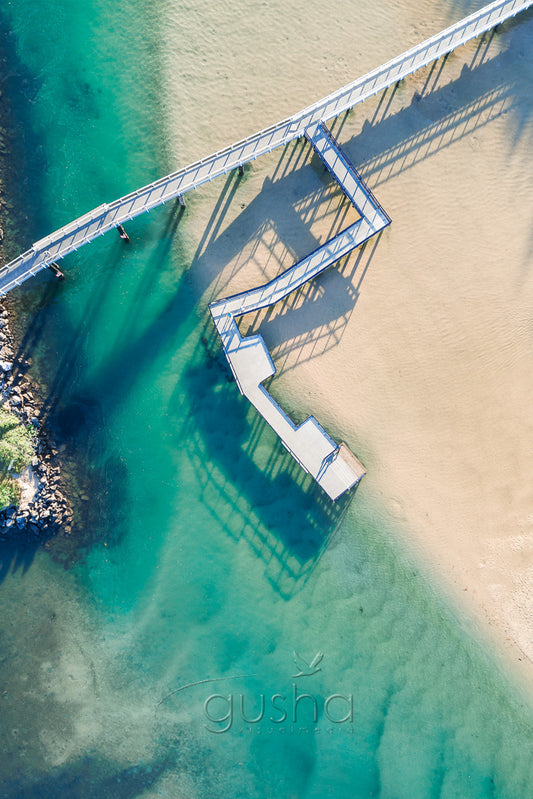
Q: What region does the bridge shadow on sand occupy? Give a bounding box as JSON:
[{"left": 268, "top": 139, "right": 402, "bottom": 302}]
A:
[{"left": 191, "top": 22, "right": 533, "bottom": 373}]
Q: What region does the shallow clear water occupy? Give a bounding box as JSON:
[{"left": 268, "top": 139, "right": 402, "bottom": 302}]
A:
[{"left": 0, "top": 1, "right": 532, "bottom": 797}]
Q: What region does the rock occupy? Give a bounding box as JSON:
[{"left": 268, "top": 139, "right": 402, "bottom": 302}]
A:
[
  {"left": 5, "top": 518, "right": 15, "bottom": 528},
  {"left": 0, "top": 361, "right": 12, "bottom": 372},
  {"left": 10, "top": 395, "right": 21, "bottom": 406},
  {"left": 15, "top": 516, "right": 26, "bottom": 528}
]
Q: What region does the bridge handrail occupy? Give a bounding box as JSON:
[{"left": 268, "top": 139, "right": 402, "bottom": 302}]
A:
[
  {"left": 308, "top": 123, "right": 392, "bottom": 224},
  {"left": 291, "top": 0, "right": 528, "bottom": 129},
  {"left": 209, "top": 219, "right": 370, "bottom": 317}
]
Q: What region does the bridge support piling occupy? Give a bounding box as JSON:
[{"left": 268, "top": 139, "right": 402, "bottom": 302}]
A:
[
  {"left": 47, "top": 263, "right": 64, "bottom": 280},
  {"left": 117, "top": 224, "right": 130, "bottom": 242},
  {"left": 238, "top": 164, "right": 244, "bottom": 176},
  {"left": 177, "top": 195, "right": 186, "bottom": 208}
]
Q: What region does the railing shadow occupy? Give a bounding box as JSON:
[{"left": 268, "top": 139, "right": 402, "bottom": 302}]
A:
[
  {"left": 250, "top": 233, "right": 383, "bottom": 373},
  {"left": 190, "top": 139, "right": 359, "bottom": 303},
  {"left": 339, "top": 27, "right": 533, "bottom": 189}
]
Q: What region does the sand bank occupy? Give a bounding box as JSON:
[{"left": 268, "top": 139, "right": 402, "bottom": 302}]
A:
[{"left": 166, "top": 19, "right": 533, "bottom": 690}]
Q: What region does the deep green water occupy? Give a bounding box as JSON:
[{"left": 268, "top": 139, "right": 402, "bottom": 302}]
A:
[{"left": 0, "top": 2, "right": 532, "bottom": 797}]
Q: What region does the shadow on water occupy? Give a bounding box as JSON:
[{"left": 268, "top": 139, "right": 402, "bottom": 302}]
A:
[
  {"left": 0, "top": 535, "right": 40, "bottom": 584},
  {"left": 9, "top": 23, "right": 530, "bottom": 385},
  {"left": 0, "top": 12, "right": 49, "bottom": 258},
  {"left": 1, "top": 750, "right": 176, "bottom": 799},
  {"left": 171, "top": 325, "right": 355, "bottom": 599}
]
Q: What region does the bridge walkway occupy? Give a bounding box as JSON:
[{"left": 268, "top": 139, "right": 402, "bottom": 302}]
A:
[{"left": 209, "top": 125, "right": 390, "bottom": 499}]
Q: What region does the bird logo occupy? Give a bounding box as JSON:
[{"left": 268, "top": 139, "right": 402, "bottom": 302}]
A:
[{"left": 292, "top": 651, "right": 324, "bottom": 678}]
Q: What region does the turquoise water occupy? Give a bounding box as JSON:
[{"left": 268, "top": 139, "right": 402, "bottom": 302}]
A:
[{"left": 1, "top": 2, "right": 533, "bottom": 797}]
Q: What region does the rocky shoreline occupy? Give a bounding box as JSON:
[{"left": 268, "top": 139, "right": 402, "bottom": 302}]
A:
[
  {"left": 0, "top": 47, "right": 76, "bottom": 545},
  {"left": 0, "top": 301, "right": 73, "bottom": 540}
]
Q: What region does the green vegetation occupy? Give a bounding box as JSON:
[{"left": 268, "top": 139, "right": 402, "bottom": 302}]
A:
[{"left": 0, "top": 408, "right": 35, "bottom": 509}]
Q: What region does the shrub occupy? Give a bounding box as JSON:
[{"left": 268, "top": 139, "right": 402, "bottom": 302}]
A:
[{"left": 0, "top": 407, "right": 35, "bottom": 510}]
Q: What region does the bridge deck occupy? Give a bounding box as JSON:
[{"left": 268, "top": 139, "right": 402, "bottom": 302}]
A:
[
  {"left": 209, "top": 125, "right": 390, "bottom": 499},
  {"left": 0, "top": 0, "right": 530, "bottom": 296}
]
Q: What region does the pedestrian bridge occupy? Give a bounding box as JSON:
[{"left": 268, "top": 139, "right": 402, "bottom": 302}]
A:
[
  {"left": 0, "top": 0, "right": 528, "bottom": 296},
  {"left": 1, "top": 0, "right": 530, "bottom": 499},
  {"left": 210, "top": 123, "right": 391, "bottom": 499}
]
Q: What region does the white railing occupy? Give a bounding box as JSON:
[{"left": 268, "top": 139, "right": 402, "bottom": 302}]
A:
[{"left": 0, "top": 0, "right": 531, "bottom": 295}]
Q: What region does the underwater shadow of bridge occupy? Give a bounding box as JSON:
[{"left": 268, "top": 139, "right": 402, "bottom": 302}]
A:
[{"left": 172, "top": 322, "right": 354, "bottom": 599}]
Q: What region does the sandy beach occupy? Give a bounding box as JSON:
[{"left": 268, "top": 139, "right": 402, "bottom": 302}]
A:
[{"left": 169, "top": 15, "right": 533, "bottom": 689}]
